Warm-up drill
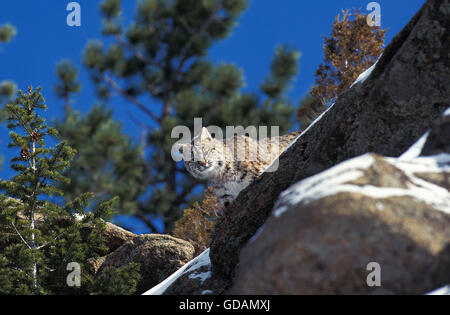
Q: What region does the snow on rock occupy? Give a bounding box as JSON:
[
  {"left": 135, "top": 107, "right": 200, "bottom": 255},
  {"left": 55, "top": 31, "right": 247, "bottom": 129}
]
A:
[
  {"left": 426, "top": 285, "right": 450, "bottom": 295},
  {"left": 272, "top": 152, "right": 450, "bottom": 219},
  {"left": 350, "top": 56, "right": 381, "bottom": 89},
  {"left": 399, "top": 132, "right": 430, "bottom": 161},
  {"left": 264, "top": 102, "right": 336, "bottom": 173},
  {"left": 248, "top": 225, "right": 265, "bottom": 244},
  {"left": 271, "top": 54, "right": 383, "bottom": 174},
  {"left": 273, "top": 153, "right": 375, "bottom": 218},
  {"left": 189, "top": 271, "right": 211, "bottom": 284},
  {"left": 142, "top": 248, "right": 211, "bottom": 295},
  {"left": 401, "top": 107, "right": 450, "bottom": 160},
  {"left": 444, "top": 108, "right": 450, "bottom": 116}
]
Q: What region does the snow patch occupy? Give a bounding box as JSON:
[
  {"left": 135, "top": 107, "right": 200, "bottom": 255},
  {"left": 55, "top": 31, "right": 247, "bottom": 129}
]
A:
[
  {"left": 399, "top": 132, "right": 429, "bottom": 161},
  {"left": 142, "top": 248, "right": 211, "bottom": 295},
  {"left": 248, "top": 225, "right": 265, "bottom": 244},
  {"left": 426, "top": 285, "right": 450, "bottom": 295},
  {"left": 444, "top": 108, "right": 450, "bottom": 116},
  {"left": 263, "top": 102, "right": 336, "bottom": 173},
  {"left": 273, "top": 153, "right": 375, "bottom": 218},
  {"left": 273, "top": 153, "right": 450, "bottom": 218},
  {"left": 73, "top": 213, "right": 85, "bottom": 221},
  {"left": 350, "top": 55, "right": 381, "bottom": 88},
  {"left": 189, "top": 271, "right": 211, "bottom": 284}
]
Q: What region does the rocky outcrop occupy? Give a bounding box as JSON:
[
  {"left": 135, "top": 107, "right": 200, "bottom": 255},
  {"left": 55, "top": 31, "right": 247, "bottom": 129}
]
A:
[
  {"left": 230, "top": 153, "right": 450, "bottom": 294},
  {"left": 143, "top": 0, "right": 450, "bottom": 295},
  {"left": 210, "top": 0, "right": 450, "bottom": 289},
  {"left": 103, "top": 222, "right": 136, "bottom": 251},
  {"left": 98, "top": 234, "right": 194, "bottom": 294},
  {"left": 421, "top": 111, "right": 450, "bottom": 156},
  {"left": 143, "top": 249, "right": 224, "bottom": 295},
  {"left": 161, "top": 249, "right": 231, "bottom": 295}
]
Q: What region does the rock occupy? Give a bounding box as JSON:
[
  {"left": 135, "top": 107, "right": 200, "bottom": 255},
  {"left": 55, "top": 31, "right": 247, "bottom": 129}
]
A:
[
  {"left": 163, "top": 264, "right": 226, "bottom": 295},
  {"left": 98, "top": 234, "right": 195, "bottom": 294},
  {"left": 143, "top": 248, "right": 227, "bottom": 295},
  {"left": 103, "top": 222, "right": 136, "bottom": 252},
  {"left": 209, "top": 0, "right": 450, "bottom": 289},
  {"left": 87, "top": 255, "right": 106, "bottom": 275},
  {"left": 161, "top": 249, "right": 229, "bottom": 295},
  {"left": 230, "top": 153, "right": 450, "bottom": 294},
  {"left": 421, "top": 111, "right": 450, "bottom": 156},
  {"left": 87, "top": 221, "right": 136, "bottom": 275}
]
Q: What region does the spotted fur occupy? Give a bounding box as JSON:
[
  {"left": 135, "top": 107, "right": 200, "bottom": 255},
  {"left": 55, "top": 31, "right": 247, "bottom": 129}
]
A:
[{"left": 178, "top": 127, "right": 300, "bottom": 209}]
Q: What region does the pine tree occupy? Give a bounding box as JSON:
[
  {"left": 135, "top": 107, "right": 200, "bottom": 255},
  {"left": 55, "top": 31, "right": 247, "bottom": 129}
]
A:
[
  {"left": 91, "top": 262, "right": 141, "bottom": 295},
  {"left": 52, "top": 60, "right": 149, "bottom": 229},
  {"left": 54, "top": 105, "right": 148, "bottom": 220},
  {"left": 83, "top": 0, "right": 300, "bottom": 232},
  {"left": 54, "top": 60, "right": 81, "bottom": 114},
  {"left": 0, "top": 87, "right": 139, "bottom": 294},
  {"left": 297, "top": 9, "right": 386, "bottom": 129}
]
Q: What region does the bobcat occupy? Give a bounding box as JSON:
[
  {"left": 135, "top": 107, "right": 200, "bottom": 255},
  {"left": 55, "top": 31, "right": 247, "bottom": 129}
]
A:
[{"left": 178, "top": 127, "right": 300, "bottom": 209}]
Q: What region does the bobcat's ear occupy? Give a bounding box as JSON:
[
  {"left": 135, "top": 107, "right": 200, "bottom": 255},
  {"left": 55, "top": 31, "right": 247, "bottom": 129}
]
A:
[{"left": 201, "top": 127, "right": 212, "bottom": 141}]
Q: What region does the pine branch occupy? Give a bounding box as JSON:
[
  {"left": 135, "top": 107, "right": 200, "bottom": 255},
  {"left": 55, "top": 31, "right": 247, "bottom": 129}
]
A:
[
  {"left": 11, "top": 221, "right": 32, "bottom": 250},
  {"left": 35, "top": 233, "right": 63, "bottom": 250},
  {"left": 161, "top": 1, "right": 223, "bottom": 120},
  {"left": 135, "top": 210, "right": 160, "bottom": 233},
  {"left": 114, "top": 34, "right": 155, "bottom": 66},
  {"left": 102, "top": 73, "right": 161, "bottom": 124}
]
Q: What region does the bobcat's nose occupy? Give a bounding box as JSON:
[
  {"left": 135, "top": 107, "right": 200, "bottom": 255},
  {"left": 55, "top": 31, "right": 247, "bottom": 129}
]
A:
[{"left": 200, "top": 161, "right": 206, "bottom": 167}]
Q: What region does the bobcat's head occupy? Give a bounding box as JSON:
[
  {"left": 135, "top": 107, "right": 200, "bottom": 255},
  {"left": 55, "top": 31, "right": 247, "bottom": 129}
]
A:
[{"left": 178, "top": 127, "right": 225, "bottom": 180}]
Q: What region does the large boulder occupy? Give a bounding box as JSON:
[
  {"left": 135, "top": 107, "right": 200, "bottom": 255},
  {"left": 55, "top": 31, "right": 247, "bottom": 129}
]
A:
[
  {"left": 142, "top": 0, "right": 450, "bottom": 295},
  {"left": 421, "top": 111, "right": 450, "bottom": 156},
  {"left": 103, "top": 222, "right": 136, "bottom": 252},
  {"left": 210, "top": 0, "right": 450, "bottom": 289},
  {"left": 143, "top": 249, "right": 227, "bottom": 295},
  {"left": 98, "top": 234, "right": 195, "bottom": 294},
  {"left": 230, "top": 152, "right": 450, "bottom": 294}
]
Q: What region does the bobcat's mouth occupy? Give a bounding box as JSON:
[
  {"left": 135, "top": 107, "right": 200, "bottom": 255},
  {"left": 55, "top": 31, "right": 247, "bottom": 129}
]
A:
[{"left": 186, "top": 160, "right": 214, "bottom": 177}]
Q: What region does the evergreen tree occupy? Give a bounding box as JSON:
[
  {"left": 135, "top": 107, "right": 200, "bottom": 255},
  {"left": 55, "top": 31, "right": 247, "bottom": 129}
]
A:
[
  {"left": 52, "top": 60, "right": 149, "bottom": 229},
  {"left": 0, "top": 87, "right": 139, "bottom": 294},
  {"left": 83, "top": 0, "right": 300, "bottom": 231},
  {"left": 297, "top": 9, "right": 386, "bottom": 129},
  {"left": 54, "top": 60, "right": 81, "bottom": 114},
  {"left": 91, "top": 263, "right": 141, "bottom": 295},
  {"left": 54, "top": 105, "right": 148, "bottom": 221}
]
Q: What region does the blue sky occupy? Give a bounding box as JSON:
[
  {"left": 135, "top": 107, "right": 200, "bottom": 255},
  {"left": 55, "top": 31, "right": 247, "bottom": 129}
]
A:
[{"left": 0, "top": 0, "right": 426, "bottom": 233}]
